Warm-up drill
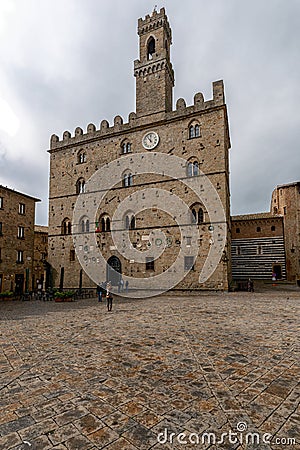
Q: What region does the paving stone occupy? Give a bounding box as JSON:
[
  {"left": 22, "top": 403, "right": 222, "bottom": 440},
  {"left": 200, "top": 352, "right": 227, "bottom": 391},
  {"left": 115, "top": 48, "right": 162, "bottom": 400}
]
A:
[{"left": 0, "top": 289, "right": 299, "bottom": 449}]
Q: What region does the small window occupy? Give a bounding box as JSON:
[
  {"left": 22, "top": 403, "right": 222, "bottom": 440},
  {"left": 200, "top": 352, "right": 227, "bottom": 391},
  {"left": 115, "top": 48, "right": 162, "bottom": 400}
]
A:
[
  {"left": 70, "top": 249, "right": 75, "bottom": 261},
  {"left": 123, "top": 173, "right": 133, "bottom": 187},
  {"left": 146, "top": 257, "right": 155, "bottom": 271},
  {"left": 41, "top": 252, "right": 46, "bottom": 261},
  {"left": 17, "top": 250, "right": 24, "bottom": 263},
  {"left": 236, "top": 228, "right": 240, "bottom": 233},
  {"left": 78, "top": 151, "right": 86, "bottom": 164},
  {"left": 187, "top": 161, "right": 199, "bottom": 177},
  {"left": 80, "top": 217, "right": 90, "bottom": 233},
  {"left": 189, "top": 126, "right": 195, "bottom": 139},
  {"left": 237, "top": 246, "right": 241, "bottom": 255},
  {"left": 61, "top": 218, "right": 71, "bottom": 235},
  {"left": 184, "top": 256, "right": 195, "bottom": 271},
  {"left": 186, "top": 237, "right": 192, "bottom": 246},
  {"left": 188, "top": 122, "right": 200, "bottom": 139},
  {"left": 273, "top": 207, "right": 278, "bottom": 214},
  {"left": 0, "top": 222, "right": 2, "bottom": 235},
  {"left": 19, "top": 203, "right": 25, "bottom": 215},
  {"left": 283, "top": 206, "right": 287, "bottom": 215},
  {"left": 0, "top": 247, "right": 2, "bottom": 262},
  {"left": 76, "top": 178, "right": 86, "bottom": 194},
  {"left": 18, "top": 226, "right": 25, "bottom": 239},
  {"left": 271, "top": 225, "right": 276, "bottom": 231},
  {"left": 122, "top": 142, "right": 132, "bottom": 154},
  {"left": 99, "top": 215, "right": 111, "bottom": 232},
  {"left": 257, "top": 245, "right": 262, "bottom": 255},
  {"left": 256, "top": 227, "right": 261, "bottom": 232},
  {"left": 190, "top": 205, "right": 204, "bottom": 225},
  {"left": 0, "top": 197, "right": 3, "bottom": 209}
]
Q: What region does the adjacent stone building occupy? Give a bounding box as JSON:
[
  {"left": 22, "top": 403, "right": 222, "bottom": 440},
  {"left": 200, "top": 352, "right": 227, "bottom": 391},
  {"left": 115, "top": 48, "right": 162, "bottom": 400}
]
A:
[
  {"left": 0, "top": 186, "right": 40, "bottom": 293},
  {"left": 271, "top": 181, "right": 300, "bottom": 283},
  {"left": 231, "top": 213, "right": 286, "bottom": 281},
  {"left": 48, "top": 8, "right": 231, "bottom": 292}
]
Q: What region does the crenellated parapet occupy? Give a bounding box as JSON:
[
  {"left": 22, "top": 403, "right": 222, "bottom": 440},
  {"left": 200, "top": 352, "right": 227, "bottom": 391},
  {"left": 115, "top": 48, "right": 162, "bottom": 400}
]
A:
[
  {"left": 137, "top": 7, "right": 172, "bottom": 43},
  {"left": 49, "top": 80, "right": 226, "bottom": 150}
]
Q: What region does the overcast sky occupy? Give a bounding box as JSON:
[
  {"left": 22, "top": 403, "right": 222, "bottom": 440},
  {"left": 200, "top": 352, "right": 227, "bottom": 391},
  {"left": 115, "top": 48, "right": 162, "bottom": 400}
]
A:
[{"left": 0, "top": 0, "right": 299, "bottom": 225}]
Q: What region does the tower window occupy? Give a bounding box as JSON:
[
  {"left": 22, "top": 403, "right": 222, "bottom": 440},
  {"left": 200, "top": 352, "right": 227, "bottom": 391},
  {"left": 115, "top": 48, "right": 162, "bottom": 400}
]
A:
[
  {"left": 271, "top": 225, "right": 276, "bottom": 231},
  {"left": 61, "top": 218, "right": 72, "bottom": 235},
  {"left": 147, "top": 37, "right": 155, "bottom": 60},
  {"left": 0, "top": 197, "right": 3, "bottom": 209},
  {"left": 256, "top": 227, "right": 261, "bottom": 232},
  {"left": 236, "top": 228, "right": 240, "bottom": 233}
]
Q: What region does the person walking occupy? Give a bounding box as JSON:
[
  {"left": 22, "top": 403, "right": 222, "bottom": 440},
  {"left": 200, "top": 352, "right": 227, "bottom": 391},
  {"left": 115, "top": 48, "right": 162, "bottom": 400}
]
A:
[{"left": 106, "top": 281, "right": 113, "bottom": 311}]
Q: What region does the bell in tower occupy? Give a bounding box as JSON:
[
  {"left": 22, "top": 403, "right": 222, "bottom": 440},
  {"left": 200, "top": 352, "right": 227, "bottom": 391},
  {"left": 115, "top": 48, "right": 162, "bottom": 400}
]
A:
[{"left": 134, "top": 7, "right": 175, "bottom": 117}]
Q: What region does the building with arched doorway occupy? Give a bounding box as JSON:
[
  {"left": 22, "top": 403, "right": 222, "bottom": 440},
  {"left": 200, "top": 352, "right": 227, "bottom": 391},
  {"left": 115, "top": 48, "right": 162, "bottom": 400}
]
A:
[{"left": 47, "top": 8, "right": 231, "bottom": 292}]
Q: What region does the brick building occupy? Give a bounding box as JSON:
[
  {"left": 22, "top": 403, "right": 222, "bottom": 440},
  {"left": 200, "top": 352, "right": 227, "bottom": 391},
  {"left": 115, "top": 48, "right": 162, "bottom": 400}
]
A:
[
  {"left": 48, "top": 8, "right": 231, "bottom": 293},
  {"left": 271, "top": 182, "right": 300, "bottom": 283},
  {"left": 0, "top": 186, "right": 40, "bottom": 294}
]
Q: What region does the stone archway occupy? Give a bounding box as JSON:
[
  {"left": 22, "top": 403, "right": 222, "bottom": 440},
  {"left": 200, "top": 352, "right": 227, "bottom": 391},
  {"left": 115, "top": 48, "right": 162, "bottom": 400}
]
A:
[{"left": 107, "top": 256, "right": 122, "bottom": 286}]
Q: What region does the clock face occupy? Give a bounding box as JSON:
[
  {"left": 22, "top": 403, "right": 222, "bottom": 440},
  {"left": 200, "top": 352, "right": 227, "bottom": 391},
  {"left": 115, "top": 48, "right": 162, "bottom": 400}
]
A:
[{"left": 142, "top": 131, "right": 159, "bottom": 150}]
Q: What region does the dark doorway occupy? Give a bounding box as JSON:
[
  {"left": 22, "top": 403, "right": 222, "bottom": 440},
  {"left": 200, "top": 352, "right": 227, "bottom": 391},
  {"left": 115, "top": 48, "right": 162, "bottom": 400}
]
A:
[
  {"left": 15, "top": 274, "right": 24, "bottom": 295},
  {"left": 273, "top": 264, "right": 282, "bottom": 280},
  {"left": 107, "top": 256, "right": 122, "bottom": 286},
  {"left": 59, "top": 267, "right": 64, "bottom": 290}
]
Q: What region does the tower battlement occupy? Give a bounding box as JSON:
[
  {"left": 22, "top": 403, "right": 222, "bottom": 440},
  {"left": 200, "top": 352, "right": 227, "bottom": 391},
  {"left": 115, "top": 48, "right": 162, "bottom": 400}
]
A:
[
  {"left": 137, "top": 7, "right": 171, "bottom": 40},
  {"left": 49, "top": 81, "right": 226, "bottom": 150}
]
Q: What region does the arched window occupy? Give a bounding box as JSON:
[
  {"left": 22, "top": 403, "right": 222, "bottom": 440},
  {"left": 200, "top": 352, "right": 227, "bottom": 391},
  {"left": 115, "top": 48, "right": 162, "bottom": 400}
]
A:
[
  {"left": 61, "top": 218, "right": 71, "bottom": 235},
  {"left": 121, "top": 142, "right": 132, "bottom": 154},
  {"left": 124, "top": 212, "right": 135, "bottom": 230},
  {"left": 190, "top": 204, "right": 204, "bottom": 225},
  {"left": 147, "top": 36, "right": 155, "bottom": 60},
  {"left": 188, "top": 122, "right": 200, "bottom": 139},
  {"left": 99, "top": 214, "right": 111, "bottom": 232},
  {"left": 78, "top": 151, "right": 86, "bottom": 164},
  {"left": 189, "top": 126, "right": 195, "bottom": 139},
  {"left": 130, "top": 216, "right": 135, "bottom": 230},
  {"left": 187, "top": 160, "right": 199, "bottom": 177},
  {"left": 123, "top": 172, "right": 133, "bottom": 187},
  {"left": 76, "top": 178, "right": 85, "bottom": 194},
  {"left": 79, "top": 216, "right": 90, "bottom": 233}
]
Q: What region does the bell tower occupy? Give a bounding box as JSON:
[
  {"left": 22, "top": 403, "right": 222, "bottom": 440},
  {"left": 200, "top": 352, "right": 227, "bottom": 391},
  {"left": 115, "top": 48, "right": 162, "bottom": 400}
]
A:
[{"left": 134, "top": 7, "right": 174, "bottom": 117}]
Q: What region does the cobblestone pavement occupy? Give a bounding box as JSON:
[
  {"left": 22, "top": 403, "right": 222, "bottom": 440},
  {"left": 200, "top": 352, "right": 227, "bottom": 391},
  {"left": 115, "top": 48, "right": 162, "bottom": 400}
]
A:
[{"left": 0, "top": 288, "right": 299, "bottom": 449}]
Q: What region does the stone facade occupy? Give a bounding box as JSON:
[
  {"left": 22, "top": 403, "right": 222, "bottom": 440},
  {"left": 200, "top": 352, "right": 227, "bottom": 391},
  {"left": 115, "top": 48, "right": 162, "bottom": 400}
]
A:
[
  {"left": 231, "top": 213, "right": 286, "bottom": 280},
  {"left": 271, "top": 182, "right": 300, "bottom": 283},
  {"left": 0, "top": 186, "right": 40, "bottom": 293},
  {"left": 48, "top": 8, "right": 231, "bottom": 292}
]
